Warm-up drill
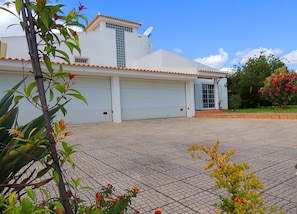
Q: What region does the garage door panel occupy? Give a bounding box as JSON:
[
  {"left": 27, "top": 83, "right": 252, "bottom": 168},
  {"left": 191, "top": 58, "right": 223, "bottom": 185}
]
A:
[
  {"left": 60, "top": 77, "right": 112, "bottom": 123},
  {"left": 121, "top": 79, "right": 186, "bottom": 120},
  {"left": 0, "top": 73, "right": 112, "bottom": 124}
]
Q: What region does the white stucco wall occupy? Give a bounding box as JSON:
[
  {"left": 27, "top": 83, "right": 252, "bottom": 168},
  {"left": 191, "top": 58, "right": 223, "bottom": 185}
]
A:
[
  {"left": 217, "top": 78, "right": 228, "bottom": 109},
  {"left": 125, "top": 33, "right": 152, "bottom": 67},
  {"left": 1, "top": 36, "right": 29, "bottom": 59},
  {"left": 1, "top": 27, "right": 152, "bottom": 68}
]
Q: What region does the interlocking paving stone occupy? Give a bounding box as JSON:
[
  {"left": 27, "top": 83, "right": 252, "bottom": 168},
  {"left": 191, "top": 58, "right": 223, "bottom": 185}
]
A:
[{"left": 42, "top": 118, "right": 297, "bottom": 213}]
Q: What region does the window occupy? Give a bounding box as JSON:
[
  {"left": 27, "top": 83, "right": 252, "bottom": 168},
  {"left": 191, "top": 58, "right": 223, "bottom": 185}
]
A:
[
  {"left": 202, "top": 84, "right": 215, "bottom": 108},
  {"left": 75, "top": 57, "right": 89, "bottom": 64},
  {"left": 106, "top": 23, "right": 133, "bottom": 68}
]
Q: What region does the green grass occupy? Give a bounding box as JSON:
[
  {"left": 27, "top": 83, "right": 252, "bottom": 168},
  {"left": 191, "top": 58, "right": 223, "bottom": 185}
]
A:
[{"left": 222, "top": 105, "right": 297, "bottom": 113}]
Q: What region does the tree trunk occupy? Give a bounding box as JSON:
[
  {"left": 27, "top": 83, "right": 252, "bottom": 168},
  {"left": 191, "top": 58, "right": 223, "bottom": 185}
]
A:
[{"left": 21, "top": 1, "right": 73, "bottom": 213}]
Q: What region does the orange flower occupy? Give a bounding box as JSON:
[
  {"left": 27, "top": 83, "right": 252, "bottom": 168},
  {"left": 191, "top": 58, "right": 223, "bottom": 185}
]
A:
[
  {"left": 56, "top": 206, "right": 64, "bottom": 214},
  {"left": 235, "top": 197, "right": 246, "bottom": 204},
  {"left": 133, "top": 185, "right": 140, "bottom": 194},
  {"left": 59, "top": 119, "right": 66, "bottom": 131},
  {"left": 9, "top": 129, "right": 24, "bottom": 137}
]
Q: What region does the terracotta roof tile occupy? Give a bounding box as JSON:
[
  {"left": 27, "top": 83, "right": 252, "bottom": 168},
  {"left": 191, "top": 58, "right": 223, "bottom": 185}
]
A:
[
  {"left": 0, "top": 57, "right": 198, "bottom": 77},
  {"left": 199, "top": 69, "right": 228, "bottom": 75},
  {"left": 86, "top": 14, "right": 141, "bottom": 31}
]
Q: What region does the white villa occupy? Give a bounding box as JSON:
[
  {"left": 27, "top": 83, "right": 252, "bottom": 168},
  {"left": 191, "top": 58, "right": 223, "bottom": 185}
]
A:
[{"left": 0, "top": 14, "right": 228, "bottom": 124}]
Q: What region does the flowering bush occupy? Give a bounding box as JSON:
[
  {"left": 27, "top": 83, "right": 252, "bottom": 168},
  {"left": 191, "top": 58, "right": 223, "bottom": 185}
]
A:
[
  {"left": 66, "top": 182, "right": 140, "bottom": 214},
  {"left": 1, "top": 182, "right": 140, "bottom": 214},
  {"left": 188, "top": 140, "right": 285, "bottom": 214},
  {"left": 258, "top": 67, "right": 297, "bottom": 108}
]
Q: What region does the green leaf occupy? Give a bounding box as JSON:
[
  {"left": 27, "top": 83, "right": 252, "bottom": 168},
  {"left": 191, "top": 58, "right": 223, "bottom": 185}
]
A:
[
  {"left": 53, "top": 170, "right": 60, "bottom": 184},
  {"left": 43, "top": 55, "right": 53, "bottom": 73},
  {"left": 24, "top": 81, "right": 37, "bottom": 97},
  {"left": 56, "top": 49, "right": 70, "bottom": 64},
  {"left": 21, "top": 198, "right": 33, "bottom": 214},
  {"left": 8, "top": 191, "right": 17, "bottom": 206},
  {"left": 64, "top": 41, "right": 75, "bottom": 53},
  {"left": 32, "top": 95, "right": 40, "bottom": 104},
  {"left": 49, "top": 89, "right": 54, "bottom": 101},
  {"left": 0, "top": 6, "right": 19, "bottom": 18},
  {"left": 40, "top": 11, "right": 49, "bottom": 29},
  {"left": 72, "top": 177, "right": 82, "bottom": 187},
  {"left": 54, "top": 83, "right": 66, "bottom": 93},
  {"left": 40, "top": 188, "right": 49, "bottom": 201},
  {"left": 67, "top": 93, "right": 88, "bottom": 104},
  {"left": 26, "top": 188, "right": 35, "bottom": 201},
  {"left": 79, "top": 14, "right": 88, "bottom": 26},
  {"left": 36, "top": 167, "right": 51, "bottom": 179},
  {"left": 56, "top": 55, "right": 70, "bottom": 64},
  {"left": 14, "top": 95, "right": 24, "bottom": 104},
  {"left": 58, "top": 65, "right": 63, "bottom": 73},
  {"left": 15, "top": 0, "right": 22, "bottom": 15},
  {"left": 58, "top": 103, "right": 67, "bottom": 116}
]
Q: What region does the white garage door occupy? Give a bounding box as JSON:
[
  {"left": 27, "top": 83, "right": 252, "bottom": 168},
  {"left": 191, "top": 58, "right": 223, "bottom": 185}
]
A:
[
  {"left": 120, "top": 79, "right": 186, "bottom": 120},
  {"left": 0, "top": 73, "right": 112, "bottom": 124},
  {"left": 61, "top": 77, "right": 112, "bottom": 124}
]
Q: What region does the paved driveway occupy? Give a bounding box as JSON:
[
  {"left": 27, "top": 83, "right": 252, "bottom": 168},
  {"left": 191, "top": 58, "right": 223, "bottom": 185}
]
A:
[{"left": 65, "top": 118, "right": 297, "bottom": 213}]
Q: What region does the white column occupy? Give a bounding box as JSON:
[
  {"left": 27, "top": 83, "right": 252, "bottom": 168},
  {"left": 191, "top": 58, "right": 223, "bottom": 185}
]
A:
[
  {"left": 186, "top": 80, "right": 195, "bottom": 117},
  {"left": 214, "top": 78, "right": 219, "bottom": 109},
  {"left": 111, "top": 76, "right": 122, "bottom": 123}
]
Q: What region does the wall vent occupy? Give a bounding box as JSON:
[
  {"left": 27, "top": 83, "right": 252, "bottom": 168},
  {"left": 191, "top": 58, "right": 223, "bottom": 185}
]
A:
[
  {"left": 74, "top": 57, "right": 89, "bottom": 64},
  {"left": 0, "top": 42, "right": 7, "bottom": 58}
]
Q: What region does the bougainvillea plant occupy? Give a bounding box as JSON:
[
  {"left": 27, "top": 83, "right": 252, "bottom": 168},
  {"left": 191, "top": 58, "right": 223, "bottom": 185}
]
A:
[{"left": 258, "top": 67, "right": 297, "bottom": 108}]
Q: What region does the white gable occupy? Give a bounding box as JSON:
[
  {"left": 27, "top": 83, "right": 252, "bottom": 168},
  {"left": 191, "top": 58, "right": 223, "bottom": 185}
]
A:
[{"left": 133, "top": 49, "right": 224, "bottom": 76}]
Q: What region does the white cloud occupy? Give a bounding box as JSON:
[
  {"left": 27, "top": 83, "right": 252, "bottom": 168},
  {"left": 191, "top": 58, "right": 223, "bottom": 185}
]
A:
[
  {"left": 0, "top": 3, "right": 84, "bottom": 38},
  {"left": 0, "top": 1, "right": 24, "bottom": 37},
  {"left": 193, "top": 48, "right": 228, "bottom": 69},
  {"left": 173, "top": 48, "right": 184, "bottom": 54},
  {"left": 282, "top": 50, "right": 297, "bottom": 65},
  {"left": 220, "top": 66, "right": 236, "bottom": 73},
  {"left": 232, "top": 47, "right": 283, "bottom": 65}
]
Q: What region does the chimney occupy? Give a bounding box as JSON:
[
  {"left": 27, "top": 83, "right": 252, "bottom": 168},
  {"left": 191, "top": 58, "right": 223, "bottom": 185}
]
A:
[{"left": 0, "top": 41, "right": 7, "bottom": 58}]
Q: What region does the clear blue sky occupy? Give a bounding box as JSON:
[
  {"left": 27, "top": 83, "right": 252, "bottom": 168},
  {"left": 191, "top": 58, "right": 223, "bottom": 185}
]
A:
[{"left": 1, "top": 0, "right": 297, "bottom": 71}]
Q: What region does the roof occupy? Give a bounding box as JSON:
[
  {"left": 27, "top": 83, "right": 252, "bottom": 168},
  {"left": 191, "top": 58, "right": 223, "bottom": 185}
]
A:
[
  {"left": 134, "top": 49, "right": 228, "bottom": 77},
  {"left": 199, "top": 69, "right": 228, "bottom": 75},
  {"left": 0, "top": 57, "right": 198, "bottom": 77},
  {"left": 86, "top": 14, "right": 142, "bottom": 31}
]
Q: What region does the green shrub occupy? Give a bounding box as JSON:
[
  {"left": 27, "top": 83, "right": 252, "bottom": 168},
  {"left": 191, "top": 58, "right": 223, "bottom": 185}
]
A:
[{"left": 229, "top": 94, "right": 242, "bottom": 109}]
